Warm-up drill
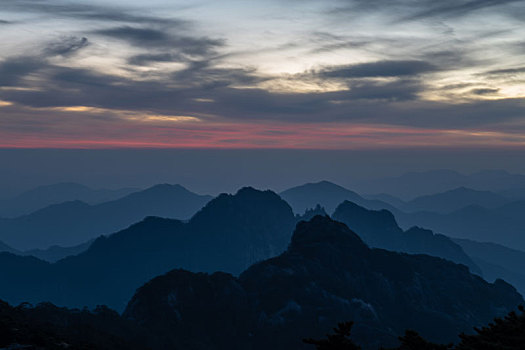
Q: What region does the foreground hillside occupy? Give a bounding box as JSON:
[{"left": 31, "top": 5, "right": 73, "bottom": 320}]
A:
[
  {"left": 124, "top": 216, "right": 522, "bottom": 349},
  {"left": 2, "top": 300, "right": 524, "bottom": 350}
]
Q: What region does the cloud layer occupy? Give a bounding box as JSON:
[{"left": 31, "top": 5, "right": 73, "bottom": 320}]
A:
[{"left": 0, "top": 0, "right": 524, "bottom": 149}]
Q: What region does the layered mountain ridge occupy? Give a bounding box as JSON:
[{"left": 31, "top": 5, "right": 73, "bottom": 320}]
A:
[
  {"left": 332, "top": 200, "right": 481, "bottom": 274},
  {"left": 0, "top": 184, "right": 212, "bottom": 249},
  {"left": 0, "top": 187, "right": 297, "bottom": 311}
]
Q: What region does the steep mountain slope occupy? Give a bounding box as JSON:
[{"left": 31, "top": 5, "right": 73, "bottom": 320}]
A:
[
  {"left": 332, "top": 201, "right": 480, "bottom": 274},
  {"left": 0, "top": 188, "right": 297, "bottom": 311},
  {"left": 0, "top": 182, "right": 138, "bottom": 218},
  {"left": 453, "top": 238, "right": 525, "bottom": 296},
  {"left": 280, "top": 181, "right": 394, "bottom": 214},
  {"left": 0, "top": 184, "right": 212, "bottom": 249},
  {"left": 124, "top": 216, "right": 522, "bottom": 350}
]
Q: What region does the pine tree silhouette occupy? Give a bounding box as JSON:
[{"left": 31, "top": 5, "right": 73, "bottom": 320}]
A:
[
  {"left": 303, "top": 321, "right": 361, "bottom": 350},
  {"left": 383, "top": 330, "right": 451, "bottom": 350},
  {"left": 456, "top": 305, "right": 525, "bottom": 350}
]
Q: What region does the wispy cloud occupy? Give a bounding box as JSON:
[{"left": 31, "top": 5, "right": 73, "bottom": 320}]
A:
[
  {"left": 44, "top": 36, "right": 89, "bottom": 57},
  {"left": 319, "top": 60, "right": 438, "bottom": 78},
  {"left": 2, "top": 0, "right": 186, "bottom": 25},
  {"left": 94, "top": 26, "right": 223, "bottom": 58}
]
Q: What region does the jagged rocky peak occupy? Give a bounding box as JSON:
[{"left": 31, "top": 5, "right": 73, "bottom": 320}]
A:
[
  {"left": 189, "top": 187, "right": 296, "bottom": 238},
  {"left": 298, "top": 204, "right": 328, "bottom": 221},
  {"left": 192, "top": 187, "right": 294, "bottom": 219},
  {"left": 290, "top": 215, "right": 367, "bottom": 251},
  {"left": 334, "top": 200, "right": 400, "bottom": 231}
]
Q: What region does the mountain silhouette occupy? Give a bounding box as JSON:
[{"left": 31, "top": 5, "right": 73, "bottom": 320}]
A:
[
  {"left": 280, "top": 181, "right": 395, "bottom": 214},
  {"left": 0, "top": 239, "right": 92, "bottom": 262},
  {"left": 395, "top": 200, "right": 525, "bottom": 251},
  {"left": 405, "top": 187, "right": 509, "bottom": 213},
  {"left": 0, "top": 240, "right": 17, "bottom": 255},
  {"left": 357, "top": 169, "right": 525, "bottom": 200},
  {"left": 24, "top": 240, "right": 94, "bottom": 262},
  {"left": 124, "top": 216, "right": 522, "bottom": 350},
  {"left": 332, "top": 201, "right": 481, "bottom": 274},
  {"left": 0, "top": 187, "right": 296, "bottom": 311},
  {"left": 0, "top": 182, "right": 139, "bottom": 218},
  {"left": 453, "top": 238, "right": 525, "bottom": 297},
  {"left": 0, "top": 184, "right": 212, "bottom": 249}
]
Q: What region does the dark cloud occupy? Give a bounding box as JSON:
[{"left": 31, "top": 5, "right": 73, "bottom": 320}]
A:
[
  {"left": 171, "top": 61, "right": 264, "bottom": 88},
  {"left": 471, "top": 88, "right": 499, "bottom": 95},
  {"left": 347, "top": 79, "right": 423, "bottom": 101},
  {"left": 44, "top": 37, "right": 89, "bottom": 57},
  {"left": 0, "top": 56, "right": 45, "bottom": 86},
  {"left": 333, "top": 0, "right": 521, "bottom": 21},
  {"left": 403, "top": 0, "right": 522, "bottom": 20},
  {"left": 2, "top": 0, "right": 185, "bottom": 26},
  {"left": 95, "top": 26, "right": 170, "bottom": 45},
  {"left": 2, "top": 55, "right": 524, "bottom": 132},
  {"left": 308, "top": 32, "right": 371, "bottom": 53},
  {"left": 94, "top": 26, "right": 223, "bottom": 56},
  {"left": 485, "top": 66, "right": 525, "bottom": 76},
  {"left": 320, "top": 60, "right": 438, "bottom": 78},
  {"left": 128, "top": 53, "right": 184, "bottom": 66},
  {"left": 0, "top": 20, "right": 11, "bottom": 25}
]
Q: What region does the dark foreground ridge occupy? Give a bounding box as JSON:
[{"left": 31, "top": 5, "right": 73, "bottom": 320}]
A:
[{"left": 124, "top": 216, "right": 522, "bottom": 350}]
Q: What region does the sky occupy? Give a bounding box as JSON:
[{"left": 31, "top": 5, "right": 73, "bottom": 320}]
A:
[
  {"left": 0, "top": 0, "right": 524, "bottom": 149},
  {"left": 2, "top": 148, "right": 525, "bottom": 198}
]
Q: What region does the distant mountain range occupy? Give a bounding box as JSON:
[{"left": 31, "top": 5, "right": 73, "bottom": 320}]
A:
[
  {"left": 0, "top": 184, "right": 212, "bottom": 250},
  {"left": 3, "top": 179, "right": 523, "bottom": 252},
  {"left": 383, "top": 187, "right": 510, "bottom": 214},
  {"left": 356, "top": 169, "right": 525, "bottom": 200},
  {"left": 0, "top": 187, "right": 297, "bottom": 311},
  {"left": 123, "top": 216, "right": 522, "bottom": 350},
  {"left": 280, "top": 180, "right": 525, "bottom": 255},
  {"left": 0, "top": 182, "right": 139, "bottom": 218},
  {"left": 0, "top": 239, "right": 93, "bottom": 263},
  {"left": 395, "top": 200, "right": 525, "bottom": 250},
  {"left": 280, "top": 181, "right": 396, "bottom": 214}
]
